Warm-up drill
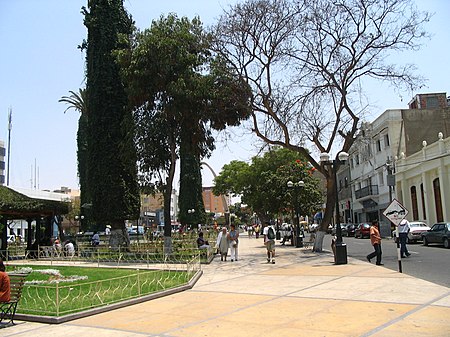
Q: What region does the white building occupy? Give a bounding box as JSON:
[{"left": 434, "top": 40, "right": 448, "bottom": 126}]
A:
[
  {"left": 348, "top": 110, "right": 403, "bottom": 230},
  {"left": 395, "top": 133, "right": 450, "bottom": 225},
  {"left": 347, "top": 92, "right": 450, "bottom": 232}
]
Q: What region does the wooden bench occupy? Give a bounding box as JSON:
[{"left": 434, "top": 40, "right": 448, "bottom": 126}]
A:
[{"left": 0, "top": 273, "right": 29, "bottom": 326}]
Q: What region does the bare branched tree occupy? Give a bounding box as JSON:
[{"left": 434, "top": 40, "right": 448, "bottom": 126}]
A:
[{"left": 213, "top": 0, "right": 430, "bottom": 251}]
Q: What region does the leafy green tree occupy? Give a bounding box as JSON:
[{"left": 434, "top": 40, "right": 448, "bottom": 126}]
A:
[
  {"left": 214, "top": 147, "right": 322, "bottom": 223},
  {"left": 117, "top": 14, "right": 251, "bottom": 252},
  {"left": 82, "top": 0, "right": 140, "bottom": 248}
]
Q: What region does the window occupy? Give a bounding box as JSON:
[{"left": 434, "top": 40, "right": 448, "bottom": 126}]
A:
[
  {"left": 355, "top": 154, "right": 360, "bottom": 165},
  {"left": 344, "top": 177, "right": 348, "bottom": 188},
  {"left": 426, "top": 96, "right": 439, "bottom": 108},
  {"left": 378, "top": 172, "right": 384, "bottom": 186},
  {"left": 367, "top": 144, "right": 372, "bottom": 156},
  {"left": 411, "top": 186, "right": 418, "bottom": 220},
  {"left": 376, "top": 139, "right": 381, "bottom": 152},
  {"left": 384, "top": 134, "right": 390, "bottom": 147}
]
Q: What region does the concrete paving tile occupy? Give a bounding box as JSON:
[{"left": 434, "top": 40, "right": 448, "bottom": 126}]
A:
[
  {"left": 370, "top": 306, "right": 450, "bottom": 337},
  {"left": 432, "top": 293, "right": 450, "bottom": 307}
]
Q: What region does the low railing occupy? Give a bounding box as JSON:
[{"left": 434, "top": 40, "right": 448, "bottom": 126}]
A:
[
  {"left": 2, "top": 233, "right": 217, "bottom": 264},
  {"left": 13, "top": 255, "right": 200, "bottom": 317},
  {"left": 355, "top": 185, "right": 379, "bottom": 199}
]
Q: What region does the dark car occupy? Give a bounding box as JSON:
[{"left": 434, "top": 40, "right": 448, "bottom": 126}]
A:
[
  {"left": 355, "top": 223, "right": 371, "bottom": 239},
  {"left": 422, "top": 222, "right": 450, "bottom": 248},
  {"left": 346, "top": 224, "right": 357, "bottom": 237}
]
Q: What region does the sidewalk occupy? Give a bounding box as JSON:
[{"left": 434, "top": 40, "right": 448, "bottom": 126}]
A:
[{"left": 3, "top": 234, "right": 450, "bottom": 337}]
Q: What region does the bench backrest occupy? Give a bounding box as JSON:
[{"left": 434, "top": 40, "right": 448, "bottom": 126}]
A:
[{"left": 7, "top": 273, "right": 28, "bottom": 302}]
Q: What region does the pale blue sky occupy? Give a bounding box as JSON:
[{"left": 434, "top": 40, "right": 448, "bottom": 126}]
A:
[{"left": 0, "top": 0, "right": 448, "bottom": 192}]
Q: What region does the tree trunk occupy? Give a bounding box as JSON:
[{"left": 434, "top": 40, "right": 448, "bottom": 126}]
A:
[
  {"left": 313, "top": 230, "right": 326, "bottom": 252},
  {"left": 109, "top": 220, "right": 130, "bottom": 251},
  {"left": 313, "top": 170, "right": 336, "bottom": 252},
  {"left": 163, "top": 140, "right": 177, "bottom": 256}
]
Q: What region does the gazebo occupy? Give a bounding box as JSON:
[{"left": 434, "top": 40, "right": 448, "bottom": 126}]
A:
[{"left": 0, "top": 186, "right": 69, "bottom": 255}]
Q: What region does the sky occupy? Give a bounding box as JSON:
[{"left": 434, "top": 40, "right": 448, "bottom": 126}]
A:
[{"left": 0, "top": 0, "right": 449, "bottom": 193}]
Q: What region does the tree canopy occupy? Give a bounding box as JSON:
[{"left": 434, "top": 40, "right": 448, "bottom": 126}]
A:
[
  {"left": 213, "top": 0, "right": 429, "bottom": 250},
  {"left": 82, "top": 0, "right": 140, "bottom": 240},
  {"left": 213, "top": 147, "right": 322, "bottom": 223},
  {"left": 117, "top": 14, "right": 252, "bottom": 238}
]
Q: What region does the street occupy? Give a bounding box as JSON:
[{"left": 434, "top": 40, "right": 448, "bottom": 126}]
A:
[{"left": 321, "top": 234, "right": 450, "bottom": 288}]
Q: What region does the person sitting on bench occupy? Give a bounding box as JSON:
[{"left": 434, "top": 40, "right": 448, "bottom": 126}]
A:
[
  {"left": 196, "top": 232, "right": 210, "bottom": 249},
  {"left": 0, "top": 260, "right": 10, "bottom": 303}
]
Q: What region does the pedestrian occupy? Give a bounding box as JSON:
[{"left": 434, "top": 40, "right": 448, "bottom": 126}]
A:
[
  {"left": 398, "top": 218, "right": 411, "bottom": 258},
  {"left": 216, "top": 227, "right": 229, "bottom": 261},
  {"left": 255, "top": 224, "right": 260, "bottom": 239},
  {"left": 263, "top": 222, "right": 276, "bottom": 264},
  {"left": 65, "top": 240, "right": 75, "bottom": 257},
  {"left": 227, "top": 224, "right": 239, "bottom": 262},
  {"left": 196, "top": 232, "right": 210, "bottom": 249},
  {"left": 91, "top": 231, "right": 100, "bottom": 246},
  {"left": 366, "top": 220, "right": 383, "bottom": 265},
  {"left": 0, "top": 259, "right": 10, "bottom": 302},
  {"left": 247, "top": 224, "right": 253, "bottom": 238}
]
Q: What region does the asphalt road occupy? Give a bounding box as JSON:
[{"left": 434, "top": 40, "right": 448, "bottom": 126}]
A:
[{"left": 320, "top": 234, "right": 450, "bottom": 288}]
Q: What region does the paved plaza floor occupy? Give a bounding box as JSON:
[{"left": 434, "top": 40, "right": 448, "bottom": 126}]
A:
[{"left": 2, "top": 234, "right": 450, "bottom": 337}]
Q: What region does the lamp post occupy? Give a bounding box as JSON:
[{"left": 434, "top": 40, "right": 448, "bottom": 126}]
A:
[
  {"left": 74, "top": 215, "right": 84, "bottom": 234},
  {"left": 287, "top": 180, "right": 305, "bottom": 248},
  {"left": 320, "top": 151, "right": 349, "bottom": 265},
  {"left": 187, "top": 209, "right": 195, "bottom": 230}
]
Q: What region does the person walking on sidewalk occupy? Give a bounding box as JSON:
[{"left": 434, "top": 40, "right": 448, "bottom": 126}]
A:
[
  {"left": 228, "top": 224, "right": 239, "bottom": 262},
  {"left": 398, "top": 218, "right": 411, "bottom": 258},
  {"left": 367, "top": 220, "right": 383, "bottom": 265},
  {"left": 216, "top": 227, "right": 229, "bottom": 261},
  {"left": 263, "top": 222, "right": 276, "bottom": 264}
]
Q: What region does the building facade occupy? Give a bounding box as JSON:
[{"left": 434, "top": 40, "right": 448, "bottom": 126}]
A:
[
  {"left": 202, "top": 186, "right": 228, "bottom": 216},
  {"left": 345, "top": 92, "right": 450, "bottom": 232},
  {"left": 395, "top": 133, "right": 450, "bottom": 225}
]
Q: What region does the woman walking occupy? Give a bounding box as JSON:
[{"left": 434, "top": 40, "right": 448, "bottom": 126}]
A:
[
  {"left": 227, "top": 224, "right": 239, "bottom": 262},
  {"left": 216, "top": 227, "right": 229, "bottom": 261}
]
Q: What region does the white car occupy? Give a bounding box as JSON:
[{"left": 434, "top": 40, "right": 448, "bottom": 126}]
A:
[{"left": 392, "top": 221, "right": 431, "bottom": 243}]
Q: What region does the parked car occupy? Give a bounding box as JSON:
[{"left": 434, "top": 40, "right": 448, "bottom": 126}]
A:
[
  {"left": 346, "top": 224, "right": 357, "bottom": 237},
  {"left": 331, "top": 224, "right": 348, "bottom": 236},
  {"left": 355, "top": 223, "right": 371, "bottom": 238},
  {"left": 422, "top": 222, "right": 450, "bottom": 248},
  {"left": 392, "top": 221, "right": 430, "bottom": 243},
  {"left": 309, "top": 223, "right": 319, "bottom": 232}
]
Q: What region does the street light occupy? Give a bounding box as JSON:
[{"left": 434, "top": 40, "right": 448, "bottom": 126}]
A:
[
  {"left": 75, "top": 215, "right": 84, "bottom": 234},
  {"left": 187, "top": 209, "right": 195, "bottom": 230},
  {"left": 320, "top": 151, "right": 349, "bottom": 265},
  {"left": 287, "top": 180, "right": 305, "bottom": 248}
]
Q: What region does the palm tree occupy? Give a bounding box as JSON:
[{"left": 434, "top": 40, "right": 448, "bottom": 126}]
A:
[
  {"left": 59, "top": 88, "right": 88, "bottom": 115},
  {"left": 59, "top": 88, "right": 90, "bottom": 231}
]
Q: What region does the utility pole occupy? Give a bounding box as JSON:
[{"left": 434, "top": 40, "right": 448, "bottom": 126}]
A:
[
  {"left": 6, "top": 107, "right": 12, "bottom": 186},
  {"left": 386, "top": 157, "right": 402, "bottom": 273}
]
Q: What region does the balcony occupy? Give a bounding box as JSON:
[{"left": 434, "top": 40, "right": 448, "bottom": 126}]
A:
[{"left": 355, "top": 185, "right": 379, "bottom": 199}]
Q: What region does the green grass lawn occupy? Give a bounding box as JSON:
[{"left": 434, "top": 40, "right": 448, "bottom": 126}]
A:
[{"left": 7, "top": 265, "right": 193, "bottom": 317}]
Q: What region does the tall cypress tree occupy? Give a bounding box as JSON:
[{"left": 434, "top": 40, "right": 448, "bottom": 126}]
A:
[{"left": 82, "top": 0, "right": 140, "bottom": 246}]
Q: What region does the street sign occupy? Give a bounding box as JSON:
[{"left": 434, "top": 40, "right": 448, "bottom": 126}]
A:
[{"left": 383, "top": 199, "right": 408, "bottom": 226}]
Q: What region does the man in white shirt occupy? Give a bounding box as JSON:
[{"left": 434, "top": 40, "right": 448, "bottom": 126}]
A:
[
  {"left": 263, "top": 222, "right": 276, "bottom": 264},
  {"left": 398, "top": 218, "right": 411, "bottom": 258}
]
